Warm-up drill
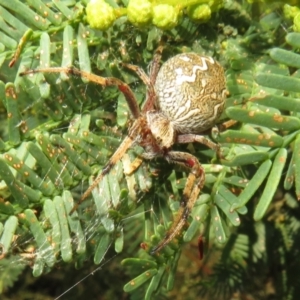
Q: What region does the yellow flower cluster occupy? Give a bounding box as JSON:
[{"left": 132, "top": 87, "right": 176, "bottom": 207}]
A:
[{"left": 86, "top": 0, "right": 224, "bottom": 31}]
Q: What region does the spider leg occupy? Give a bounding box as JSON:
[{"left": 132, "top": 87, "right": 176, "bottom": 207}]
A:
[
  {"left": 218, "top": 119, "right": 238, "bottom": 131},
  {"left": 123, "top": 156, "right": 143, "bottom": 175},
  {"left": 177, "top": 133, "right": 222, "bottom": 158},
  {"left": 150, "top": 151, "right": 205, "bottom": 254},
  {"left": 123, "top": 44, "right": 163, "bottom": 113},
  {"left": 20, "top": 67, "right": 141, "bottom": 119},
  {"left": 69, "top": 117, "right": 146, "bottom": 214},
  {"left": 69, "top": 134, "right": 135, "bottom": 215},
  {"left": 122, "top": 63, "right": 157, "bottom": 113},
  {"left": 122, "top": 63, "right": 152, "bottom": 87},
  {"left": 123, "top": 147, "right": 163, "bottom": 175},
  {"left": 143, "top": 45, "right": 164, "bottom": 113},
  {"left": 149, "top": 45, "right": 163, "bottom": 85}
]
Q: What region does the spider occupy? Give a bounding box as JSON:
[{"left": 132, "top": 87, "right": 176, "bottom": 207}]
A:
[{"left": 20, "top": 47, "right": 227, "bottom": 254}]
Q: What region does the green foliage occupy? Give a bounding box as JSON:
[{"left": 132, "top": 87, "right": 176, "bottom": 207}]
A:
[
  {"left": 0, "top": 257, "right": 26, "bottom": 294},
  {"left": 1, "top": 0, "right": 300, "bottom": 299}
]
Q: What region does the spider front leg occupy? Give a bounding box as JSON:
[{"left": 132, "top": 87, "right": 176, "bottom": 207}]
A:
[
  {"left": 149, "top": 45, "right": 163, "bottom": 85},
  {"left": 150, "top": 151, "right": 205, "bottom": 254},
  {"left": 122, "top": 45, "right": 163, "bottom": 113},
  {"left": 122, "top": 63, "right": 157, "bottom": 112},
  {"left": 20, "top": 66, "right": 141, "bottom": 119}
]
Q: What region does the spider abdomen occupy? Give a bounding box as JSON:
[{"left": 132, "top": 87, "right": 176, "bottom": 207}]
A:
[{"left": 154, "top": 53, "right": 226, "bottom": 134}]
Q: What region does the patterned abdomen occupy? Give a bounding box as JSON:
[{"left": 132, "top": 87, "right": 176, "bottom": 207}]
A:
[{"left": 154, "top": 53, "right": 227, "bottom": 134}]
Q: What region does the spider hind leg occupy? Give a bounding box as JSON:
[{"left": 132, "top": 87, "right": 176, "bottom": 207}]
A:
[{"left": 150, "top": 151, "right": 205, "bottom": 254}]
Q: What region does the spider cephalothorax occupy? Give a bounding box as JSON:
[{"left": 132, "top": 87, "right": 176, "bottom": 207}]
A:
[{"left": 21, "top": 48, "right": 226, "bottom": 254}]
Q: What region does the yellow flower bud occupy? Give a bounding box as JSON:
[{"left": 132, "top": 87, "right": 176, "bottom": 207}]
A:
[
  {"left": 284, "top": 4, "right": 300, "bottom": 20},
  {"left": 187, "top": 4, "right": 211, "bottom": 23},
  {"left": 127, "top": 0, "right": 153, "bottom": 27},
  {"left": 152, "top": 4, "right": 178, "bottom": 30},
  {"left": 293, "top": 12, "right": 300, "bottom": 32}
]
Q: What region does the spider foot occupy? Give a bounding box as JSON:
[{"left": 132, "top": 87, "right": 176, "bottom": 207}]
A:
[
  {"left": 214, "top": 143, "right": 226, "bottom": 161},
  {"left": 149, "top": 231, "right": 178, "bottom": 255}
]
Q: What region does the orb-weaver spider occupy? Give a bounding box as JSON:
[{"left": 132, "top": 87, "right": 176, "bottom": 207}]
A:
[{"left": 21, "top": 47, "right": 226, "bottom": 254}]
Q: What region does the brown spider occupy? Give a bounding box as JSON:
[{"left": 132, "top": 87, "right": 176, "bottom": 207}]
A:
[{"left": 20, "top": 47, "right": 227, "bottom": 254}]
